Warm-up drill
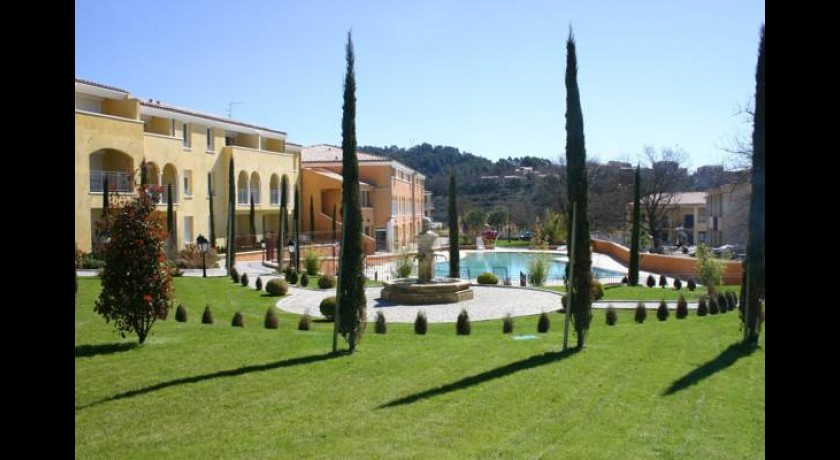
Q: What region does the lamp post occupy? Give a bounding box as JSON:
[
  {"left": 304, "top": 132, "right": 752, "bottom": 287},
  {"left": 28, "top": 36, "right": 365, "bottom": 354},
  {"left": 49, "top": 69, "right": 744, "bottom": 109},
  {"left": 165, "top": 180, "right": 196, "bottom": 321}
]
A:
[
  {"left": 196, "top": 234, "right": 209, "bottom": 278},
  {"left": 260, "top": 240, "right": 266, "bottom": 262},
  {"left": 288, "top": 239, "right": 296, "bottom": 272}
]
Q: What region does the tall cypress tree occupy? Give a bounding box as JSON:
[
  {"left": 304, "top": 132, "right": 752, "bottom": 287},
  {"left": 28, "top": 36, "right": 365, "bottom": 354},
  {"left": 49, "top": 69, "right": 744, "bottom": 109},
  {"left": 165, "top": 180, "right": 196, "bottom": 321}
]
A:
[
  {"left": 278, "top": 177, "right": 287, "bottom": 271},
  {"left": 249, "top": 193, "right": 256, "bottom": 241},
  {"left": 208, "top": 172, "right": 216, "bottom": 247},
  {"left": 140, "top": 159, "right": 147, "bottom": 188},
  {"left": 227, "top": 156, "right": 236, "bottom": 271},
  {"left": 332, "top": 202, "right": 337, "bottom": 241},
  {"left": 309, "top": 194, "right": 315, "bottom": 240},
  {"left": 628, "top": 165, "right": 642, "bottom": 286},
  {"left": 744, "top": 24, "right": 765, "bottom": 345},
  {"left": 166, "top": 182, "right": 175, "bottom": 259},
  {"left": 102, "top": 176, "right": 109, "bottom": 218},
  {"left": 293, "top": 185, "right": 300, "bottom": 270},
  {"left": 448, "top": 171, "right": 460, "bottom": 278},
  {"left": 564, "top": 30, "right": 593, "bottom": 350},
  {"left": 337, "top": 31, "right": 365, "bottom": 353}
]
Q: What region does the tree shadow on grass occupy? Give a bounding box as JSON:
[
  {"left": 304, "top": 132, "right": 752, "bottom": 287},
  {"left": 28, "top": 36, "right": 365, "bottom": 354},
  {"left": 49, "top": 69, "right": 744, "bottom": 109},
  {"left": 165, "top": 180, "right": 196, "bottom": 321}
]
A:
[
  {"left": 76, "top": 352, "right": 341, "bottom": 411},
  {"left": 379, "top": 349, "right": 577, "bottom": 409},
  {"left": 662, "top": 343, "right": 758, "bottom": 396},
  {"left": 75, "top": 343, "right": 138, "bottom": 358}
]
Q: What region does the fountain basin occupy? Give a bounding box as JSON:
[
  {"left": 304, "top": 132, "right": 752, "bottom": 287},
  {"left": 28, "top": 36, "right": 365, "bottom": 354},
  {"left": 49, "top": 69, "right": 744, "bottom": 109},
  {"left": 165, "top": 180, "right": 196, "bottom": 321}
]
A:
[{"left": 381, "top": 278, "right": 474, "bottom": 304}]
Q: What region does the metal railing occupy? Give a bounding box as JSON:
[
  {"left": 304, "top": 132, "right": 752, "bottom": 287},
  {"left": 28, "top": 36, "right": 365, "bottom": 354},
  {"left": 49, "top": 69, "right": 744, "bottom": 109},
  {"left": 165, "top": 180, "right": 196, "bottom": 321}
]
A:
[{"left": 90, "top": 170, "right": 133, "bottom": 193}]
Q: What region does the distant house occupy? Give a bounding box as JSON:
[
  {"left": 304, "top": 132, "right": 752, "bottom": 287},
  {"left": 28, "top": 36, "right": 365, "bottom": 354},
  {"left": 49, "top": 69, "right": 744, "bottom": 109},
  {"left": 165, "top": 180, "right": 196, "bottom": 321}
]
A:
[
  {"left": 627, "top": 191, "right": 708, "bottom": 246},
  {"left": 706, "top": 180, "right": 750, "bottom": 247}
]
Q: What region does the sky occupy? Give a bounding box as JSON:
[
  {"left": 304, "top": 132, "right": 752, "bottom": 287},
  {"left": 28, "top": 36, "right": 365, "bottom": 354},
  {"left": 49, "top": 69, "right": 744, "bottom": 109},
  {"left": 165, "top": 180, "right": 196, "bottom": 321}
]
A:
[{"left": 75, "top": 0, "right": 764, "bottom": 169}]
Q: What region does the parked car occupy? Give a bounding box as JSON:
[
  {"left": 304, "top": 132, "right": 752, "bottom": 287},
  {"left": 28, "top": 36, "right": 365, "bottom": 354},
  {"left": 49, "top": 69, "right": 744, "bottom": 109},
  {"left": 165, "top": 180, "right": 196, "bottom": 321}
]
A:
[{"left": 518, "top": 230, "right": 534, "bottom": 241}]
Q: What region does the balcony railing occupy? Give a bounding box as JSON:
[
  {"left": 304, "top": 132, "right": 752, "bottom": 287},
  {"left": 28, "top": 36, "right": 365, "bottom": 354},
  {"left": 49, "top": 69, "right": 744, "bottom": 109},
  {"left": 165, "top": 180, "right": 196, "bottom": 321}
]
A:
[
  {"left": 269, "top": 189, "right": 279, "bottom": 205},
  {"left": 90, "top": 170, "right": 133, "bottom": 193}
]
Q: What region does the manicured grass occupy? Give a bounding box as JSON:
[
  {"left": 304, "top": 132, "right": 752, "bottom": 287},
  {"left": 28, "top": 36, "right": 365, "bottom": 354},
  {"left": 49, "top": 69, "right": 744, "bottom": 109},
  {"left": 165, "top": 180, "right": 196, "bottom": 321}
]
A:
[
  {"left": 76, "top": 277, "right": 764, "bottom": 459},
  {"left": 495, "top": 239, "right": 533, "bottom": 247},
  {"left": 543, "top": 284, "right": 741, "bottom": 301}
]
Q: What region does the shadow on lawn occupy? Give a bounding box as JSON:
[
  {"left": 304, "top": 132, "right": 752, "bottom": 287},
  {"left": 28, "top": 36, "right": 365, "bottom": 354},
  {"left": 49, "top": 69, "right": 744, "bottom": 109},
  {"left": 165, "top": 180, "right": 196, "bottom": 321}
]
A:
[
  {"left": 76, "top": 352, "right": 341, "bottom": 411},
  {"left": 662, "top": 343, "right": 758, "bottom": 396},
  {"left": 75, "top": 343, "right": 138, "bottom": 358},
  {"left": 379, "top": 349, "right": 577, "bottom": 409}
]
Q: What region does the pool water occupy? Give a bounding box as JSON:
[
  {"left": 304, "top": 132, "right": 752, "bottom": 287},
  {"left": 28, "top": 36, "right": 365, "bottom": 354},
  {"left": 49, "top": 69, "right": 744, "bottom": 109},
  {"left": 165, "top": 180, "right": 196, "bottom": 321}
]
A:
[{"left": 434, "top": 251, "right": 624, "bottom": 280}]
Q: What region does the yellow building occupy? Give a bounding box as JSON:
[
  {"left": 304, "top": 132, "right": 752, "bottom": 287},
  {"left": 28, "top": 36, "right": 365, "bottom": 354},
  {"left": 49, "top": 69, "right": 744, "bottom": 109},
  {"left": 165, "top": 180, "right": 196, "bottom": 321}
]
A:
[
  {"left": 300, "top": 145, "right": 426, "bottom": 254},
  {"left": 75, "top": 78, "right": 301, "bottom": 253},
  {"left": 707, "top": 180, "right": 750, "bottom": 247},
  {"left": 627, "top": 192, "right": 708, "bottom": 246}
]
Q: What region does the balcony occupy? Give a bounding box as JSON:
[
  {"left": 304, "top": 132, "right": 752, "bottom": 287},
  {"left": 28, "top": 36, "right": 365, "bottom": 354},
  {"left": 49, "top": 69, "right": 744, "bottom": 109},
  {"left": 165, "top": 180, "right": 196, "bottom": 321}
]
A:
[{"left": 90, "top": 170, "right": 133, "bottom": 193}]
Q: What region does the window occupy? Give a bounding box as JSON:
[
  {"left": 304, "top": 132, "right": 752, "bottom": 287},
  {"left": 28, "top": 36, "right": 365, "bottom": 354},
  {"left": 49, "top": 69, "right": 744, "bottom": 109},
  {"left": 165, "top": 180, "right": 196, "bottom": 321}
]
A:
[
  {"left": 183, "top": 216, "right": 193, "bottom": 245},
  {"left": 206, "top": 128, "right": 214, "bottom": 152},
  {"left": 183, "top": 170, "right": 193, "bottom": 197},
  {"left": 182, "top": 123, "right": 191, "bottom": 148},
  {"left": 392, "top": 199, "right": 397, "bottom": 215},
  {"left": 360, "top": 191, "right": 370, "bottom": 207}
]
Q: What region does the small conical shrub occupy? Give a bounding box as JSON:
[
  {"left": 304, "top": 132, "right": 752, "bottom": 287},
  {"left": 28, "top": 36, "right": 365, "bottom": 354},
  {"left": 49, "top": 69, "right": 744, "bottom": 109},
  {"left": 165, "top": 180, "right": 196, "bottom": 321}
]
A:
[
  {"left": 202, "top": 305, "right": 214, "bottom": 324},
  {"left": 255, "top": 277, "right": 263, "bottom": 291},
  {"left": 232, "top": 311, "right": 245, "bottom": 327},
  {"left": 240, "top": 273, "right": 249, "bottom": 287},
  {"left": 621, "top": 275, "right": 628, "bottom": 284},
  {"left": 286, "top": 270, "right": 299, "bottom": 284},
  {"left": 231, "top": 267, "right": 240, "bottom": 283},
  {"left": 656, "top": 300, "right": 669, "bottom": 321},
  {"left": 646, "top": 274, "right": 656, "bottom": 288},
  {"left": 605, "top": 305, "right": 617, "bottom": 326},
  {"left": 456, "top": 309, "right": 471, "bottom": 335},
  {"left": 175, "top": 304, "right": 187, "bottom": 322},
  {"left": 537, "top": 312, "right": 550, "bottom": 333},
  {"left": 709, "top": 296, "right": 720, "bottom": 315},
  {"left": 298, "top": 310, "right": 311, "bottom": 331},
  {"left": 414, "top": 310, "right": 428, "bottom": 335},
  {"left": 717, "top": 293, "right": 728, "bottom": 314},
  {"left": 659, "top": 275, "right": 667, "bottom": 288},
  {"left": 374, "top": 310, "right": 387, "bottom": 334},
  {"left": 264, "top": 307, "right": 278, "bottom": 329},
  {"left": 687, "top": 278, "right": 697, "bottom": 291},
  {"left": 502, "top": 314, "right": 514, "bottom": 334},
  {"left": 673, "top": 278, "right": 682, "bottom": 290},
  {"left": 634, "top": 302, "right": 647, "bottom": 323},
  {"left": 697, "top": 297, "right": 708, "bottom": 316},
  {"left": 676, "top": 294, "right": 688, "bottom": 319},
  {"left": 726, "top": 291, "right": 737, "bottom": 311},
  {"left": 300, "top": 272, "right": 309, "bottom": 287}
]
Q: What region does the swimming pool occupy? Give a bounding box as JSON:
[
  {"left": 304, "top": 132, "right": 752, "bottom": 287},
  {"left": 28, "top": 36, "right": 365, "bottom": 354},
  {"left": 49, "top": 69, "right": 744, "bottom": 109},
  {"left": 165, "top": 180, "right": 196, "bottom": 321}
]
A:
[{"left": 434, "top": 251, "right": 624, "bottom": 281}]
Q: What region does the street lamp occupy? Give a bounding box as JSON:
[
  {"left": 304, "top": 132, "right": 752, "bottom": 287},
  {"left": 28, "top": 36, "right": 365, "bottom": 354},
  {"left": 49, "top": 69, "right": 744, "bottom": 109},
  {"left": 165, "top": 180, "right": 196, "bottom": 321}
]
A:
[
  {"left": 260, "top": 240, "right": 266, "bottom": 262},
  {"left": 288, "top": 239, "right": 297, "bottom": 272},
  {"left": 196, "top": 234, "right": 209, "bottom": 278}
]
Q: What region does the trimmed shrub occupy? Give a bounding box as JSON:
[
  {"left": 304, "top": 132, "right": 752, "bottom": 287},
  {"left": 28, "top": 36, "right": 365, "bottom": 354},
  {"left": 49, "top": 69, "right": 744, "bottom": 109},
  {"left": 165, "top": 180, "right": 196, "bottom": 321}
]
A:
[
  {"left": 266, "top": 279, "right": 289, "bottom": 296},
  {"left": 726, "top": 291, "right": 738, "bottom": 311},
  {"left": 697, "top": 297, "right": 708, "bottom": 316},
  {"left": 300, "top": 272, "right": 309, "bottom": 287},
  {"left": 264, "top": 308, "right": 279, "bottom": 329},
  {"left": 502, "top": 314, "right": 514, "bottom": 334},
  {"left": 673, "top": 278, "right": 682, "bottom": 290},
  {"left": 634, "top": 302, "right": 647, "bottom": 323},
  {"left": 286, "top": 270, "right": 299, "bottom": 285},
  {"left": 232, "top": 311, "right": 245, "bottom": 327},
  {"left": 591, "top": 281, "right": 604, "bottom": 301},
  {"left": 477, "top": 272, "right": 499, "bottom": 285},
  {"left": 283, "top": 266, "right": 293, "bottom": 280},
  {"left": 659, "top": 274, "right": 668, "bottom": 288},
  {"left": 231, "top": 267, "right": 240, "bottom": 283},
  {"left": 687, "top": 278, "right": 697, "bottom": 291},
  {"left": 646, "top": 274, "right": 656, "bottom": 288},
  {"left": 456, "top": 309, "right": 471, "bottom": 335},
  {"left": 255, "top": 277, "right": 263, "bottom": 291},
  {"left": 175, "top": 304, "right": 187, "bottom": 322},
  {"left": 605, "top": 305, "right": 617, "bottom": 326},
  {"left": 656, "top": 300, "right": 669, "bottom": 321},
  {"left": 304, "top": 251, "right": 321, "bottom": 276},
  {"left": 717, "top": 293, "right": 728, "bottom": 314},
  {"left": 676, "top": 294, "right": 688, "bottom": 319},
  {"left": 241, "top": 273, "right": 249, "bottom": 287},
  {"left": 298, "top": 310, "right": 311, "bottom": 331},
  {"left": 621, "top": 275, "right": 628, "bottom": 284},
  {"left": 318, "top": 274, "right": 336, "bottom": 289},
  {"left": 319, "top": 296, "right": 337, "bottom": 321},
  {"left": 202, "top": 305, "right": 214, "bottom": 324},
  {"left": 709, "top": 296, "right": 720, "bottom": 315},
  {"left": 374, "top": 310, "right": 387, "bottom": 334},
  {"left": 414, "top": 310, "right": 428, "bottom": 335},
  {"left": 537, "top": 312, "right": 550, "bottom": 333}
]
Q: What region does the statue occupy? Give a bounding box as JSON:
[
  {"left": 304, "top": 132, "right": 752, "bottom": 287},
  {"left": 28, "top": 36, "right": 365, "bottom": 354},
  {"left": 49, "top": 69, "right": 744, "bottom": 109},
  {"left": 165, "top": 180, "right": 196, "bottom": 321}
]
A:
[{"left": 416, "top": 229, "right": 437, "bottom": 283}]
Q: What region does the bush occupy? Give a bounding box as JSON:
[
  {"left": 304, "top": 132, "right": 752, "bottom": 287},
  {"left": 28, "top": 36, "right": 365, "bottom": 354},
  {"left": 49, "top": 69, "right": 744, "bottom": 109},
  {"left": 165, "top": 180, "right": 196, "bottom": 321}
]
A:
[
  {"left": 300, "top": 272, "right": 309, "bottom": 287},
  {"left": 175, "top": 244, "right": 221, "bottom": 269},
  {"left": 591, "top": 281, "right": 604, "bottom": 301},
  {"left": 456, "top": 309, "right": 471, "bottom": 335},
  {"left": 676, "top": 294, "right": 688, "bottom": 319},
  {"left": 255, "top": 277, "right": 263, "bottom": 291},
  {"left": 395, "top": 249, "right": 414, "bottom": 278},
  {"left": 726, "top": 291, "right": 738, "bottom": 311},
  {"left": 687, "top": 278, "right": 697, "bottom": 291},
  {"left": 202, "top": 305, "right": 214, "bottom": 324},
  {"left": 231, "top": 267, "right": 240, "bottom": 283},
  {"left": 266, "top": 279, "right": 289, "bottom": 296},
  {"left": 717, "top": 293, "right": 728, "bottom": 314},
  {"left": 656, "top": 300, "right": 669, "bottom": 321},
  {"left": 241, "top": 273, "right": 249, "bottom": 287},
  {"left": 709, "top": 296, "right": 720, "bottom": 315},
  {"left": 659, "top": 274, "right": 668, "bottom": 288},
  {"left": 232, "top": 311, "right": 245, "bottom": 327},
  {"left": 502, "top": 314, "right": 514, "bottom": 334},
  {"left": 298, "top": 310, "right": 311, "bottom": 331},
  {"left": 414, "top": 310, "right": 428, "bottom": 335},
  {"left": 537, "top": 312, "right": 550, "bottom": 333},
  {"left": 673, "top": 278, "right": 682, "bottom": 290},
  {"left": 283, "top": 266, "right": 293, "bottom": 280},
  {"left": 634, "top": 302, "right": 647, "bottom": 323},
  {"left": 318, "top": 274, "right": 336, "bottom": 289},
  {"left": 646, "top": 274, "right": 656, "bottom": 288},
  {"left": 527, "top": 256, "right": 550, "bottom": 286},
  {"left": 477, "top": 272, "right": 499, "bottom": 285},
  {"left": 304, "top": 251, "right": 321, "bottom": 276},
  {"left": 264, "top": 308, "right": 279, "bottom": 329},
  {"left": 319, "top": 296, "right": 337, "bottom": 321},
  {"left": 175, "top": 304, "right": 187, "bottom": 322},
  {"left": 374, "top": 310, "right": 387, "bottom": 334},
  {"left": 286, "top": 270, "right": 299, "bottom": 285},
  {"left": 695, "top": 243, "right": 723, "bottom": 292},
  {"left": 697, "top": 297, "right": 708, "bottom": 316},
  {"left": 621, "top": 275, "right": 628, "bottom": 284},
  {"left": 164, "top": 260, "right": 183, "bottom": 277},
  {"left": 605, "top": 305, "right": 617, "bottom": 326}
]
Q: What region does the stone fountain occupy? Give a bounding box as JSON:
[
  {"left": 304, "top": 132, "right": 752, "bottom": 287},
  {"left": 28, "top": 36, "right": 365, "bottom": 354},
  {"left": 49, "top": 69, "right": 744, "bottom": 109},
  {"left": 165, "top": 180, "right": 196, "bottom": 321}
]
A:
[{"left": 380, "top": 229, "right": 474, "bottom": 304}]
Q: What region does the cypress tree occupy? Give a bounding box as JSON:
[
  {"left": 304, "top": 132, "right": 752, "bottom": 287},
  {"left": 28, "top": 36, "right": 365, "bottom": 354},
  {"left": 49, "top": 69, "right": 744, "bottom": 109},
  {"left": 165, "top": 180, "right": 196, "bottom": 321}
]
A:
[
  {"left": 564, "top": 29, "right": 593, "bottom": 350},
  {"left": 336, "top": 31, "right": 365, "bottom": 353},
  {"left": 628, "top": 165, "right": 641, "bottom": 286},
  {"left": 249, "top": 193, "right": 256, "bottom": 241},
  {"left": 744, "top": 25, "right": 765, "bottom": 345},
  {"left": 166, "top": 182, "right": 175, "bottom": 259},
  {"left": 293, "top": 184, "right": 300, "bottom": 271},
  {"left": 227, "top": 156, "right": 236, "bottom": 271},
  {"left": 139, "top": 159, "right": 147, "bottom": 188},
  {"left": 332, "top": 202, "right": 337, "bottom": 241},
  {"left": 448, "top": 171, "right": 460, "bottom": 278},
  {"left": 208, "top": 172, "right": 216, "bottom": 247},
  {"left": 310, "top": 194, "right": 315, "bottom": 240},
  {"left": 278, "top": 177, "right": 288, "bottom": 272}
]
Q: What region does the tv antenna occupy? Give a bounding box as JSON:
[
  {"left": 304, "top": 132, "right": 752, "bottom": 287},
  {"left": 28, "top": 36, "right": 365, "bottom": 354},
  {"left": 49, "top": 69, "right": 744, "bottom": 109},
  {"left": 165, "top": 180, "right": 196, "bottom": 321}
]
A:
[{"left": 227, "top": 101, "right": 245, "bottom": 119}]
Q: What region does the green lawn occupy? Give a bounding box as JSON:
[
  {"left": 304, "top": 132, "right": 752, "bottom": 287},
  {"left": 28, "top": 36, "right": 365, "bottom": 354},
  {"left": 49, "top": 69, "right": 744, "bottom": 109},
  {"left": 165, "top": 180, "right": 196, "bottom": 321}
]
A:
[
  {"left": 543, "top": 284, "right": 742, "bottom": 301},
  {"left": 494, "top": 239, "right": 533, "bottom": 247},
  {"left": 76, "top": 277, "right": 764, "bottom": 459}
]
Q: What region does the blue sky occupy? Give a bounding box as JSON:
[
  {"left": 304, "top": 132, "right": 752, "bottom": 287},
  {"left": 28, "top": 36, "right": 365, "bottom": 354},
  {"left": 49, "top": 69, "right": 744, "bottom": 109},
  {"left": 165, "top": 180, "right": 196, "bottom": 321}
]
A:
[{"left": 76, "top": 0, "right": 764, "bottom": 168}]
